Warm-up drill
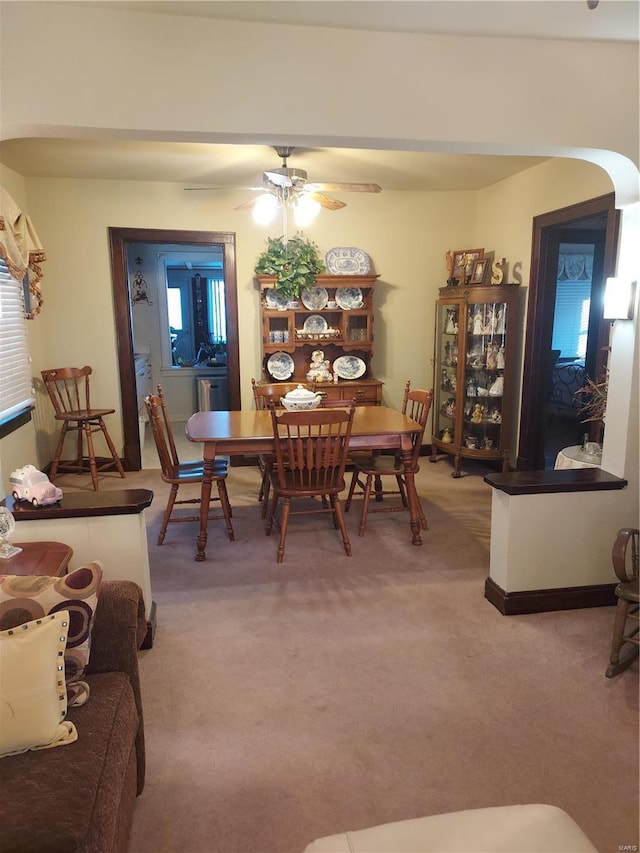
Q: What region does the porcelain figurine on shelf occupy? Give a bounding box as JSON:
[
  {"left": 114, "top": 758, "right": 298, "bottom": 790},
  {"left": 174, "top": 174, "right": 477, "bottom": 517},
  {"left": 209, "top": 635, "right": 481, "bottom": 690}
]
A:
[
  {"left": 445, "top": 309, "right": 458, "bottom": 334},
  {"left": 483, "top": 308, "right": 496, "bottom": 335},
  {"left": 486, "top": 344, "right": 498, "bottom": 370},
  {"left": 489, "top": 375, "right": 504, "bottom": 396},
  {"left": 441, "top": 427, "right": 453, "bottom": 444},
  {"left": 472, "top": 309, "right": 484, "bottom": 335},
  {"left": 495, "top": 307, "right": 506, "bottom": 334},
  {"left": 471, "top": 403, "right": 484, "bottom": 423},
  {"left": 306, "top": 349, "right": 333, "bottom": 383},
  {"left": 490, "top": 407, "right": 502, "bottom": 423},
  {"left": 496, "top": 346, "right": 505, "bottom": 369}
]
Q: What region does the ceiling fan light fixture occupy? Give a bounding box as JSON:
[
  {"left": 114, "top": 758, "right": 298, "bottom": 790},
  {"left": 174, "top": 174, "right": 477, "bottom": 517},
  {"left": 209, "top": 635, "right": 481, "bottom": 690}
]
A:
[
  {"left": 293, "top": 194, "right": 321, "bottom": 226},
  {"left": 252, "top": 192, "right": 280, "bottom": 225}
]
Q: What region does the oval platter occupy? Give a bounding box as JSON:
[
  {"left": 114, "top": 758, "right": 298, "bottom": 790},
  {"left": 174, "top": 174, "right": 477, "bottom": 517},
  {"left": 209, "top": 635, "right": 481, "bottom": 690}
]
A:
[
  {"left": 267, "top": 351, "right": 295, "bottom": 381},
  {"left": 301, "top": 286, "right": 328, "bottom": 310},
  {"left": 333, "top": 355, "right": 366, "bottom": 380},
  {"left": 326, "top": 247, "right": 371, "bottom": 275},
  {"left": 335, "top": 287, "right": 364, "bottom": 310}
]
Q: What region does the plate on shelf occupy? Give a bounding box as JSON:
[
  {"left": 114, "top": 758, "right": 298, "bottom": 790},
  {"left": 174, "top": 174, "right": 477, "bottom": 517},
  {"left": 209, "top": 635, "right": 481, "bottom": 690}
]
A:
[
  {"left": 303, "top": 314, "right": 328, "bottom": 334},
  {"left": 335, "top": 287, "right": 364, "bottom": 310},
  {"left": 301, "top": 286, "right": 328, "bottom": 310},
  {"left": 266, "top": 351, "right": 295, "bottom": 380},
  {"left": 333, "top": 355, "right": 366, "bottom": 380},
  {"left": 326, "top": 247, "right": 371, "bottom": 275},
  {"left": 264, "top": 288, "right": 288, "bottom": 310}
]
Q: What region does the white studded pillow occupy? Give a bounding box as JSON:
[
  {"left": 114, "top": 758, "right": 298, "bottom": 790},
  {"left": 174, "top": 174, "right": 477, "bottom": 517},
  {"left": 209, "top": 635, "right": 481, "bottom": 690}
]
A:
[{"left": 0, "top": 610, "right": 78, "bottom": 757}]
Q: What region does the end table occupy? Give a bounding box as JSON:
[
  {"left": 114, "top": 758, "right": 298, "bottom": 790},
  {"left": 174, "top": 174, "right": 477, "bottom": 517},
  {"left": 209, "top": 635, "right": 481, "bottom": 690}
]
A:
[{"left": 1, "top": 541, "right": 73, "bottom": 577}]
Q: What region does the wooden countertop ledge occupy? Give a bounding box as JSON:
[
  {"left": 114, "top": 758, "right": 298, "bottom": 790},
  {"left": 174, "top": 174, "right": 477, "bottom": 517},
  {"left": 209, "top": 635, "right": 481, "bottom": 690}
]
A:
[
  {"left": 484, "top": 468, "right": 627, "bottom": 496},
  {"left": 5, "top": 489, "right": 153, "bottom": 521}
]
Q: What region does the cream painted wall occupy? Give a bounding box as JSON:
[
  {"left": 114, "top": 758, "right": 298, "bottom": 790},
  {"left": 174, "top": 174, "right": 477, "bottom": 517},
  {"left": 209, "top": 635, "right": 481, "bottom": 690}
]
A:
[{"left": 1, "top": 3, "right": 638, "bottom": 186}]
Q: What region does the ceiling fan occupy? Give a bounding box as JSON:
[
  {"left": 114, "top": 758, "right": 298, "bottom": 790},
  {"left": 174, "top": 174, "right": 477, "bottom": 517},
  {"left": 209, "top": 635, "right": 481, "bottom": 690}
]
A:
[{"left": 185, "top": 146, "right": 382, "bottom": 224}]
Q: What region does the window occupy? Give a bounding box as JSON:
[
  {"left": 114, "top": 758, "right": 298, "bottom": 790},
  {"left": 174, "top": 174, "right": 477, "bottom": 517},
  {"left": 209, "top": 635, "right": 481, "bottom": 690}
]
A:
[
  {"left": 552, "top": 280, "right": 591, "bottom": 360},
  {"left": 0, "top": 258, "right": 34, "bottom": 434}
]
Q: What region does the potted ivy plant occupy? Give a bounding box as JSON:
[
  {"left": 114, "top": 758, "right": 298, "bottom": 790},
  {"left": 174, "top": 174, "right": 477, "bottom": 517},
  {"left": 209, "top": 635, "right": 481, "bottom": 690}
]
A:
[{"left": 254, "top": 233, "right": 325, "bottom": 300}]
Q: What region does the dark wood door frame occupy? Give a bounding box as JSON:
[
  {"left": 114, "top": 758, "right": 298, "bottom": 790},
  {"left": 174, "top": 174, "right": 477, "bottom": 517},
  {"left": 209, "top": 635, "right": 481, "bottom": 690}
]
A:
[
  {"left": 517, "top": 193, "right": 620, "bottom": 470},
  {"left": 108, "top": 227, "right": 241, "bottom": 471}
]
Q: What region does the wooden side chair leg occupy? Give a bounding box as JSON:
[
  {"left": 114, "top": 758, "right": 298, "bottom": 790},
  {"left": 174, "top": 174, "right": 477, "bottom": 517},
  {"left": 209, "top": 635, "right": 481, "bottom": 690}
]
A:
[
  {"left": 345, "top": 469, "right": 359, "bottom": 512},
  {"left": 98, "top": 417, "right": 126, "bottom": 478},
  {"left": 216, "top": 478, "right": 235, "bottom": 541},
  {"left": 158, "top": 484, "right": 179, "bottom": 545},
  {"left": 75, "top": 422, "right": 84, "bottom": 467},
  {"left": 50, "top": 422, "right": 69, "bottom": 481},
  {"left": 416, "top": 495, "right": 429, "bottom": 530},
  {"left": 83, "top": 421, "right": 100, "bottom": 490},
  {"left": 359, "top": 473, "right": 374, "bottom": 537},
  {"left": 265, "top": 490, "right": 278, "bottom": 535},
  {"left": 374, "top": 474, "right": 384, "bottom": 503},
  {"left": 331, "top": 495, "right": 352, "bottom": 556},
  {"left": 606, "top": 600, "right": 640, "bottom": 677},
  {"left": 276, "top": 497, "right": 292, "bottom": 563},
  {"left": 396, "top": 474, "right": 408, "bottom": 507},
  {"left": 261, "top": 467, "right": 272, "bottom": 519}
]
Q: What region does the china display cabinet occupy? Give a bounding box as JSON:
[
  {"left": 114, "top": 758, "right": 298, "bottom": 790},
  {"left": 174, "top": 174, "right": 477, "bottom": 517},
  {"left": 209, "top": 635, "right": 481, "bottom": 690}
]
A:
[
  {"left": 430, "top": 284, "right": 521, "bottom": 477},
  {"left": 256, "top": 274, "right": 383, "bottom": 405}
]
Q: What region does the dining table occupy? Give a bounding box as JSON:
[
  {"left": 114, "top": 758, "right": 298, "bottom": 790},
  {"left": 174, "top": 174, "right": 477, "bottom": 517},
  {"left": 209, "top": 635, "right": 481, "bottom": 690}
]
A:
[{"left": 186, "top": 406, "right": 425, "bottom": 561}]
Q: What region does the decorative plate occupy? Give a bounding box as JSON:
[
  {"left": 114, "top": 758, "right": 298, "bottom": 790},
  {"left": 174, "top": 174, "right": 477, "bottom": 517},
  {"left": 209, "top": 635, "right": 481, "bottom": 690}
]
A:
[
  {"left": 333, "top": 355, "right": 366, "bottom": 380},
  {"left": 266, "top": 351, "right": 295, "bottom": 381},
  {"left": 264, "top": 288, "right": 288, "bottom": 310},
  {"left": 335, "top": 287, "right": 364, "bottom": 310},
  {"left": 326, "top": 247, "right": 371, "bottom": 275},
  {"left": 303, "top": 314, "right": 328, "bottom": 334},
  {"left": 301, "top": 286, "right": 328, "bottom": 310}
]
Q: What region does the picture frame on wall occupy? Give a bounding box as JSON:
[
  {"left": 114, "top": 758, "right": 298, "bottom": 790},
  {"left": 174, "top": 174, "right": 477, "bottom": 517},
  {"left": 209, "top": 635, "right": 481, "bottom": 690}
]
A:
[
  {"left": 470, "top": 258, "right": 489, "bottom": 285},
  {"left": 452, "top": 248, "right": 484, "bottom": 284}
]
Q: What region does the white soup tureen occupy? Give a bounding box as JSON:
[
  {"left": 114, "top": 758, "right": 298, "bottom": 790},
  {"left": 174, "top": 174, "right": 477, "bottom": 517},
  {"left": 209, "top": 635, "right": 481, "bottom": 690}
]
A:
[{"left": 280, "top": 385, "right": 324, "bottom": 411}]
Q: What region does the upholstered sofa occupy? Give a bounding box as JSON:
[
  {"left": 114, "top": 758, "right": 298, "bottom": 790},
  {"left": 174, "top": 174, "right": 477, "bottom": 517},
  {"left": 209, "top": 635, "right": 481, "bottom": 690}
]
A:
[{"left": 0, "top": 580, "right": 146, "bottom": 853}]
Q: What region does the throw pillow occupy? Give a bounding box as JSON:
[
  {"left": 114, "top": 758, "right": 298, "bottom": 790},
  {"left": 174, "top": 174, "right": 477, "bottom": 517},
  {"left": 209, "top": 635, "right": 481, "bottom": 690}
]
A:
[
  {"left": 0, "top": 610, "right": 78, "bottom": 757},
  {"left": 0, "top": 561, "right": 103, "bottom": 706}
]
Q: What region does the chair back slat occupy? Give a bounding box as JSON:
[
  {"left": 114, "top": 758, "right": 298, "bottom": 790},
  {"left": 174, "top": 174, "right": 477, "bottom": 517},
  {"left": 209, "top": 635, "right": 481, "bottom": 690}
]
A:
[
  {"left": 42, "top": 366, "right": 92, "bottom": 416},
  {"left": 270, "top": 403, "right": 355, "bottom": 494},
  {"left": 144, "top": 393, "right": 179, "bottom": 479}
]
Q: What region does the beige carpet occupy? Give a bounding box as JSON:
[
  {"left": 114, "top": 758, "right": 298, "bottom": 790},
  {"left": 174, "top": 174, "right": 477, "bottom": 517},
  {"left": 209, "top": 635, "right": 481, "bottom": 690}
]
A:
[{"left": 56, "top": 459, "right": 639, "bottom": 853}]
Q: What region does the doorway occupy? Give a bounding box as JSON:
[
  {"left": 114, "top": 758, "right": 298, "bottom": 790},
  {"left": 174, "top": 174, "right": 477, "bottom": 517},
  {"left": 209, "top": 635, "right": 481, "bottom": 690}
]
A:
[
  {"left": 109, "top": 227, "right": 241, "bottom": 471},
  {"left": 517, "top": 194, "right": 620, "bottom": 470}
]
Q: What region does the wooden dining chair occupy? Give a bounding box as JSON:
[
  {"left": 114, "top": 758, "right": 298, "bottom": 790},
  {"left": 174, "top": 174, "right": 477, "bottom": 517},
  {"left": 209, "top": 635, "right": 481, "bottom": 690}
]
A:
[
  {"left": 41, "top": 365, "right": 126, "bottom": 491},
  {"left": 345, "top": 380, "right": 433, "bottom": 536},
  {"left": 265, "top": 400, "right": 356, "bottom": 563},
  {"left": 144, "top": 386, "right": 234, "bottom": 545},
  {"left": 606, "top": 527, "right": 639, "bottom": 677},
  {"left": 251, "top": 378, "right": 282, "bottom": 515}
]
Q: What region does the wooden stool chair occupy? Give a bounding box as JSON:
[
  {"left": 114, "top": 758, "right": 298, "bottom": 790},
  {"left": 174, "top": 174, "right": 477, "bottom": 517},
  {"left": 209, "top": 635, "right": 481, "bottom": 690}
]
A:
[
  {"left": 145, "top": 387, "right": 234, "bottom": 545},
  {"left": 265, "top": 400, "right": 356, "bottom": 563},
  {"left": 606, "top": 527, "right": 639, "bottom": 677},
  {"left": 345, "top": 380, "right": 433, "bottom": 536},
  {"left": 41, "top": 365, "right": 126, "bottom": 491}
]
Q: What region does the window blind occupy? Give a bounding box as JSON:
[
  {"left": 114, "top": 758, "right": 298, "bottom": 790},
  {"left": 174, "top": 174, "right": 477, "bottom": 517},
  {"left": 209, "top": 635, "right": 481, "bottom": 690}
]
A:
[{"left": 0, "top": 258, "right": 35, "bottom": 425}]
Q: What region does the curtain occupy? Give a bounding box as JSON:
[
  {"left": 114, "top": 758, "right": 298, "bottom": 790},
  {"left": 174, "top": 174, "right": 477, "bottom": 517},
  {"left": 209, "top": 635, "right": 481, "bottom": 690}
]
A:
[{"left": 0, "top": 187, "right": 46, "bottom": 318}]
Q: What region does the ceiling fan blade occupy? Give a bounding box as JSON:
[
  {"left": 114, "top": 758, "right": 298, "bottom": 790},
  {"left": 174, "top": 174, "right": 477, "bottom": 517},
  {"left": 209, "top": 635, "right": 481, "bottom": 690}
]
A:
[
  {"left": 234, "top": 195, "right": 264, "bottom": 211},
  {"left": 305, "top": 182, "right": 382, "bottom": 194},
  {"left": 308, "top": 192, "right": 347, "bottom": 211},
  {"left": 184, "top": 185, "right": 264, "bottom": 192}
]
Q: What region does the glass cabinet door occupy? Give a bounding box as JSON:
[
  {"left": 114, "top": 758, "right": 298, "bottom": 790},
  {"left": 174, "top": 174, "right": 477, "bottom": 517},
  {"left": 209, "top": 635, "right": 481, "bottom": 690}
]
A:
[
  {"left": 462, "top": 300, "right": 507, "bottom": 451},
  {"left": 433, "top": 302, "right": 460, "bottom": 447}
]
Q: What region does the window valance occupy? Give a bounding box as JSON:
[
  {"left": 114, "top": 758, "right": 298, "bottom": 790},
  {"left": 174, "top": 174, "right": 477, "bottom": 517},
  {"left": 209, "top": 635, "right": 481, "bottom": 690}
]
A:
[{"left": 0, "top": 187, "right": 46, "bottom": 318}]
